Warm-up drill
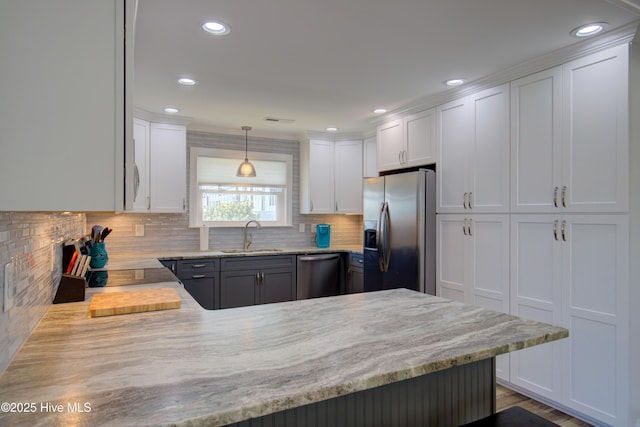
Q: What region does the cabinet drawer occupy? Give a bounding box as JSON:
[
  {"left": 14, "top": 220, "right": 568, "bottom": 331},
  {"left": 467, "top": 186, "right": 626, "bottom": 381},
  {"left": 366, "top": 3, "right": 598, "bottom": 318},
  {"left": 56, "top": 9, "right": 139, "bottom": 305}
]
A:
[
  {"left": 177, "top": 258, "right": 219, "bottom": 279},
  {"left": 220, "top": 255, "right": 296, "bottom": 271}
]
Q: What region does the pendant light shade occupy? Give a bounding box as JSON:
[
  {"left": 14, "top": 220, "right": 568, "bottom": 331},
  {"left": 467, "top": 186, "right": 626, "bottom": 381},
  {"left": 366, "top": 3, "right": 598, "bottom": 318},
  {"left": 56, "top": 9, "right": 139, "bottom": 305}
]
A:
[{"left": 237, "top": 126, "right": 256, "bottom": 177}]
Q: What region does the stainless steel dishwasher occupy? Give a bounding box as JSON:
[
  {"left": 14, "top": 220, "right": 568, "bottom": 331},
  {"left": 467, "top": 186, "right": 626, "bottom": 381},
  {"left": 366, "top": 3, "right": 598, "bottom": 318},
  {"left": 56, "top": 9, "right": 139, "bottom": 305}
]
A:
[{"left": 296, "top": 253, "right": 341, "bottom": 299}]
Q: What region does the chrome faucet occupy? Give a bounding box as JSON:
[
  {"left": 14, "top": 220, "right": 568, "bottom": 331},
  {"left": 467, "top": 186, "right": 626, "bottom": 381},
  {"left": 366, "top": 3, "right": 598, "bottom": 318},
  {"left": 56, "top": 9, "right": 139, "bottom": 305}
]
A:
[{"left": 243, "top": 220, "right": 262, "bottom": 250}]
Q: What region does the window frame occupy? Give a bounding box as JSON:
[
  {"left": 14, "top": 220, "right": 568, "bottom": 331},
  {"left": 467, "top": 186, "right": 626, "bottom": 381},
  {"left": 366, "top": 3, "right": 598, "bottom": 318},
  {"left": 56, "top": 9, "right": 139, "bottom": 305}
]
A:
[{"left": 189, "top": 147, "right": 293, "bottom": 228}]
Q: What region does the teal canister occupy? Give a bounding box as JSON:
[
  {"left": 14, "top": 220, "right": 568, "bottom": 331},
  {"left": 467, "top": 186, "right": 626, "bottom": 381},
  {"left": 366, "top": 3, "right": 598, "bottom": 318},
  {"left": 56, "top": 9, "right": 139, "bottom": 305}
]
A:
[{"left": 316, "top": 224, "right": 331, "bottom": 248}]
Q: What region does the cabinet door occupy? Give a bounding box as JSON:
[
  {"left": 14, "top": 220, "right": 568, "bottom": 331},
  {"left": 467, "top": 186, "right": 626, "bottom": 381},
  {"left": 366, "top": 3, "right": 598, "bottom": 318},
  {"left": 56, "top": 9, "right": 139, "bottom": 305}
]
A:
[
  {"left": 182, "top": 277, "right": 217, "bottom": 310},
  {"left": 133, "top": 118, "right": 150, "bottom": 211},
  {"left": 436, "top": 214, "right": 468, "bottom": 303},
  {"left": 376, "top": 119, "right": 404, "bottom": 172},
  {"left": 561, "top": 215, "right": 628, "bottom": 425},
  {"left": 470, "top": 85, "right": 510, "bottom": 212},
  {"left": 562, "top": 45, "right": 629, "bottom": 213},
  {"left": 149, "top": 123, "right": 186, "bottom": 212},
  {"left": 260, "top": 268, "right": 296, "bottom": 304},
  {"left": 404, "top": 108, "right": 436, "bottom": 167},
  {"left": 308, "top": 140, "right": 335, "bottom": 213},
  {"left": 510, "top": 215, "right": 563, "bottom": 401},
  {"left": 437, "top": 98, "right": 472, "bottom": 213},
  {"left": 363, "top": 136, "right": 378, "bottom": 178},
  {"left": 334, "top": 140, "right": 363, "bottom": 213},
  {"left": 467, "top": 215, "right": 510, "bottom": 380},
  {"left": 511, "top": 67, "right": 562, "bottom": 213},
  {"left": 0, "top": 0, "right": 126, "bottom": 211},
  {"left": 220, "top": 270, "right": 259, "bottom": 309}
]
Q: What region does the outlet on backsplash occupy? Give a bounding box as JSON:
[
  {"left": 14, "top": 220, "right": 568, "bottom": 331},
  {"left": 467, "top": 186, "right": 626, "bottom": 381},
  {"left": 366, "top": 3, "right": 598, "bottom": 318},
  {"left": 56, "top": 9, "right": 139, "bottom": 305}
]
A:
[{"left": 135, "top": 224, "right": 145, "bottom": 237}]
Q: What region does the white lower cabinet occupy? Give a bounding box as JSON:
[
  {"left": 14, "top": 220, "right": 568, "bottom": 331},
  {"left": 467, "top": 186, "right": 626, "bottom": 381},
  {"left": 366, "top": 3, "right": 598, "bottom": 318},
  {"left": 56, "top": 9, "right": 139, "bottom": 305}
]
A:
[
  {"left": 436, "top": 214, "right": 510, "bottom": 380},
  {"left": 510, "top": 214, "right": 629, "bottom": 426}
]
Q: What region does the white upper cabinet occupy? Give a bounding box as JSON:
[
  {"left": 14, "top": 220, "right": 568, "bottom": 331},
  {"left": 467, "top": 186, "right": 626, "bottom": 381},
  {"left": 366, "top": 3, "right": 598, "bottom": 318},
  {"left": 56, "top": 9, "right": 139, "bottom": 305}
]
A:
[
  {"left": 334, "top": 140, "right": 364, "bottom": 213},
  {"left": 304, "top": 139, "right": 335, "bottom": 214},
  {"left": 562, "top": 45, "right": 629, "bottom": 213},
  {"left": 0, "top": 0, "right": 128, "bottom": 211},
  {"left": 376, "top": 119, "right": 404, "bottom": 172},
  {"left": 148, "top": 123, "right": 187, "bottom": 213},
  {"left": 363, "top": 135, "right": 378, "bottom": 178},
  {"left": 300, "top": 138, "right": 362, "bottom": 214},
  {"left": 437, "top": 85, "right": 510, "bottom": 213},
  {"left": 512, "top": 45, "right": 629, "bottom": 213},
  {"left": 376, "top": 108, "right": 436, "bottom": 172},
  {"left": 511, "top": 67, "right": 563, "bottom": 213},
  {"left": 133, "top": 118, "right": 150, "bottom": 211}
]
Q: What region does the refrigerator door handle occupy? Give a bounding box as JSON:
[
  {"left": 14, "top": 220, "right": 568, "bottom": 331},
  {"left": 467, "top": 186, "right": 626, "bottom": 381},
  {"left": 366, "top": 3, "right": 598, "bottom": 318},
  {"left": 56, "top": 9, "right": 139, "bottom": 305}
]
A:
[
  {"left": 376, "top": 202, "right": 385, "bottom": 271},
  {"left": 381, "top": 202, "right": 391, "bottom": 272}
]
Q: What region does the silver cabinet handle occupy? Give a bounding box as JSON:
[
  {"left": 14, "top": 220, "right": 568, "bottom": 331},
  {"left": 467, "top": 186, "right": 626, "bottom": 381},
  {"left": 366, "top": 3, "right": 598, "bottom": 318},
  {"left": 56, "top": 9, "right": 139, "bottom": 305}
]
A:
[
  {"left": 261, "top": 272, "right": 265, "bottom": 285},
  {"left": 562, "top": 186, "right": 567, "bottom": 208},
  {"left": 554, "top": 220, "right": 559, "bottom": 241},
  {"left": 468, "top": 192, "right": 473, "bottom": 209},
  {"left": 335, "top": 201, "right": 338, "bottom": 212},
  {"left": 467, "top": 219, "right": 472, "bottom": 236},
  {"left": 561, "top": 220, "right": 566, "bottom": 242},
  {"left": 191, "top": 264, "right": 206, "bottom": 268},
  {"left": 554, "top": 187, "right": 559, "bottom": 208},
  {"left": 462, "top": 219, "right": 468, "bottom": 235},
  {"left": 147, "top": 196, "right": 151, "bottom": 210},
  {"left": 310, "top": 201, "right": 313, "bottom": 212},
  {"left": 133, "top": 163, "right": 140, "bottom": 202},
  {"left": 183, "top": 198, "right": 186, "bottom": 211},
  {"left": 256, "top": 272, "right": 261, "bottom": 285},
  {"left": 191, "top": 274, "right": 206, "bottom": 279},
  {"left": 463, "top": 192, "right": 468, "bottom": 209}
]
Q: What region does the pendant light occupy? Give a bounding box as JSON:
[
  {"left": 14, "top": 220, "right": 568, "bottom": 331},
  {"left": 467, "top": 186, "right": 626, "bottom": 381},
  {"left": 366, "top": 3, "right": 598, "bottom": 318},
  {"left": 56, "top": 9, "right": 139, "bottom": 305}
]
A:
[{"left": 237, "top": 126, "right": 256, "bottom": 177}]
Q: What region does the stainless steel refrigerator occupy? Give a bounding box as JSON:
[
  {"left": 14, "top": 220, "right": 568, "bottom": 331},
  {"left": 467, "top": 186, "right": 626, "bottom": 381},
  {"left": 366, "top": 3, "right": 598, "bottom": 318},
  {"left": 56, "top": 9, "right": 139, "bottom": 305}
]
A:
[{"left": 363, "top": 169, "right": 436, "bottom": 294}]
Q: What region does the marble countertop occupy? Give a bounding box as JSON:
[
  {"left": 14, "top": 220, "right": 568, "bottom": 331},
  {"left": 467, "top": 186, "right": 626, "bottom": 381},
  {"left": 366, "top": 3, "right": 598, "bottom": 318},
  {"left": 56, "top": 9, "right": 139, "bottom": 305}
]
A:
[
  {"left": 0, "top": 282, "right": 567, "bottom": 427},
  {"left": 104, "top": 245, "right": 363, "bottom": 270}
]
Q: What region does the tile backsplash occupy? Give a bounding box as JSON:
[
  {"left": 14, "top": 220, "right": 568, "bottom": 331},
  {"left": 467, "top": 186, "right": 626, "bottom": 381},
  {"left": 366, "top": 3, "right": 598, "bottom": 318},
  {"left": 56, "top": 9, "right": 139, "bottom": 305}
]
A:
[{"left": 0, "top": 212, "right": 85, "bottom": 375}]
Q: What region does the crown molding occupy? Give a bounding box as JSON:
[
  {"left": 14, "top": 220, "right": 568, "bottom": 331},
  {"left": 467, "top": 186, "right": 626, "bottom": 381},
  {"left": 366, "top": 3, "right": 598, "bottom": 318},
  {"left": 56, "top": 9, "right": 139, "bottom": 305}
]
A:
[{"left": 370, "top": 20, "right": 639, "bottom": 128}]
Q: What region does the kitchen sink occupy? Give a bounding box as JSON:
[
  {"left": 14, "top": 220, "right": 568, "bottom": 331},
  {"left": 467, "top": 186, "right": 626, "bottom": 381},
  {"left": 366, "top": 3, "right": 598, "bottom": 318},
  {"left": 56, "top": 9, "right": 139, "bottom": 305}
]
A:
[{"left": 220, "top": 248, "right": 284, "bottom": 253}]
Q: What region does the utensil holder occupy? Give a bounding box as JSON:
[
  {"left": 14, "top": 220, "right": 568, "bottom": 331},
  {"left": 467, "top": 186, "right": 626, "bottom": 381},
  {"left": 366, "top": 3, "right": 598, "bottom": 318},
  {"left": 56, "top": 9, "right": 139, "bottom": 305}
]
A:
[
  {"left": 89, "top": 242, "right": 108, "bottom": 268},
  {"left": 53, "top": 274, "right": 86, "bottom": 303}
]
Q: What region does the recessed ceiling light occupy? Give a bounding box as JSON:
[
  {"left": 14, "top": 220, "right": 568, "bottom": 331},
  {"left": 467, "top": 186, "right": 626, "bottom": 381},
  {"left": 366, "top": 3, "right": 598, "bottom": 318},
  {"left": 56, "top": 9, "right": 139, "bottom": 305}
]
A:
[
  {"left": 202, "top": 21, "right": 230, "bottom": 36},
  {"left": 164, "top": 107, "right": 179, "bottom": 114},
  {"left": 177, "top": 78, "right": 198, "bottom": 86},
  {"left": 444, "top": 78, "right": 465, "bottom": 86},
  {"left": 571, "top": 22, "right": 608, "bottom": 37},
  {"left": 373, "top": 108, "right": 387, "bottom": 114},
  {"left": 326, "top": 126, "right": 338, "bottom": 132}
]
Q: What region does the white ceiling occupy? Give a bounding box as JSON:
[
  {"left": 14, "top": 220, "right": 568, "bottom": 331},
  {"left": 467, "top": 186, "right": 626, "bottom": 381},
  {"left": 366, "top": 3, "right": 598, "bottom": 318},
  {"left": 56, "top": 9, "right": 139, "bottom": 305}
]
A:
[{"left": 133, "top": 0, "right": 640, "bottom": 139}]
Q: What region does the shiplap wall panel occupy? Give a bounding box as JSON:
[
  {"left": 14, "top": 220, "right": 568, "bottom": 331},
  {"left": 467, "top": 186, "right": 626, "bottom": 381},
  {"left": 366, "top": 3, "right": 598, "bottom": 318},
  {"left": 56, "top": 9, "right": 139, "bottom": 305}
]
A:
[{"left": 225, "top": 358, "right": 495, "bottom": 427}]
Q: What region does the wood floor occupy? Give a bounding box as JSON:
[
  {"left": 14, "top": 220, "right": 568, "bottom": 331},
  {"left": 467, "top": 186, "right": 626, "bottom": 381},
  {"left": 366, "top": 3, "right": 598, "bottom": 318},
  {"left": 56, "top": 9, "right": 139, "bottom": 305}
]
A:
[{"left": 496, "top": 385, "right": 593, "bottom": 427}]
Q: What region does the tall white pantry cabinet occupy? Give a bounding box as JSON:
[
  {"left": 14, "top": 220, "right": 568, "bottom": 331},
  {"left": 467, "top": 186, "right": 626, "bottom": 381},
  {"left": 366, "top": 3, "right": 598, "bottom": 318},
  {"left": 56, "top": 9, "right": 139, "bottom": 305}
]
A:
[{"left": 436, "top": 43, "right": 635, "bottom": 426}]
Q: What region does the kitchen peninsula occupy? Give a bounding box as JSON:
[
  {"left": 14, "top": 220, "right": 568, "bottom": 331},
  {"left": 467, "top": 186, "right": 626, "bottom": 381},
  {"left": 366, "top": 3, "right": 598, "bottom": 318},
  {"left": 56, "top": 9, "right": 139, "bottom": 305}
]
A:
[{"left": 0, "top": 278, "right": 567, "bottom": 427}]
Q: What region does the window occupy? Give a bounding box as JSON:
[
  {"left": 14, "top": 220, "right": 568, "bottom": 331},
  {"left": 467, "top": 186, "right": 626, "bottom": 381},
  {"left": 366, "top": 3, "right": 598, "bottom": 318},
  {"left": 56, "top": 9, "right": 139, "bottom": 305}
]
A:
[{"left": 189, "top": 147, "right": 292, "bottom": 227}]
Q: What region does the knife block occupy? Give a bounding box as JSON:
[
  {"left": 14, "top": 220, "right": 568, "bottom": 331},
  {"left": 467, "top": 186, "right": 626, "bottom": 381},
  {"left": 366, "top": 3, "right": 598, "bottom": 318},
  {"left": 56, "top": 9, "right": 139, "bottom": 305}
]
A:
[{"left": 53, "top": 274, "right": 86, "bottom": 304}]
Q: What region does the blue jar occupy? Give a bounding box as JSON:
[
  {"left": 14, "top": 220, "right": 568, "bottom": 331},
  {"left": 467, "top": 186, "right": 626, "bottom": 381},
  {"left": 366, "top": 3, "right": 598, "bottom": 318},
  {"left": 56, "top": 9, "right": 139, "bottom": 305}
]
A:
[{"left": 316, "top": 224, "right": 331, "bottom": 248}]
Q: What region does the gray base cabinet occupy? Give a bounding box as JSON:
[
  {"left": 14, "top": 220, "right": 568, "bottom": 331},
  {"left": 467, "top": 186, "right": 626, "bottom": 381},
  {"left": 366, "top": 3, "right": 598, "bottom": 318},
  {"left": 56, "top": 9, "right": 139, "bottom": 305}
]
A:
[
  {"left": 347, "top": 253, "right": 364, "bottom": 294},
  {"left": 220, "top": 255, "right": 296, "bottom": 309},
  {"left": 176, "top": 259, "right": 220, "bottom": 310}
]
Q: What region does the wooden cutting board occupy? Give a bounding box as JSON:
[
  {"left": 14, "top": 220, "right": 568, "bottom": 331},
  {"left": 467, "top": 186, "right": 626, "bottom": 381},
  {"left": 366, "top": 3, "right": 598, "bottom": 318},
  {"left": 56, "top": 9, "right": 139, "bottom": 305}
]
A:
[{"left": 89, "top": 287, "right": 181, "bottom": 317}]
